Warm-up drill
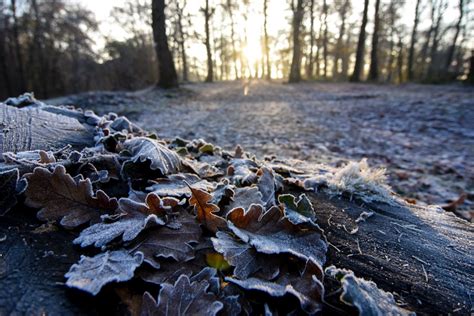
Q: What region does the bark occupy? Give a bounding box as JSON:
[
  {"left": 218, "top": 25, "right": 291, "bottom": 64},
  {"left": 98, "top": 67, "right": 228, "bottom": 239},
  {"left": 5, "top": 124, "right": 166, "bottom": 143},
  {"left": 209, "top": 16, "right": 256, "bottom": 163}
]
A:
[
  {"left": 151, "top": 0, "right": 179, "bottom": 88},
  {"left": 368, "top": 0, "right": 381, "bottom": 81},
  {"left": 349, "top": 0, "right": 370, "bottom": 82},
  {"left": 263, "top": 0, "right": 271, "bottom": 80},
  {"left": 407, "top": 0, "right": 421, "bottom": 81},
  {"left": 288, "top": 0, "right": 304, "bottom": 83},
  {"left": 444, "top": 0, "right": 464, "bottom": 72},
  {"left": 203, "top": 0, "right": 213, "bottom": 82}
]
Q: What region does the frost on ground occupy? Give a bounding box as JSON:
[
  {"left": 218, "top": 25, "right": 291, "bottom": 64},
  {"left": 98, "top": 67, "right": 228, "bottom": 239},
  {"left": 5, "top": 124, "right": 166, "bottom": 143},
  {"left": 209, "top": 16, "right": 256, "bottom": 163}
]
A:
[{"left": 52, "top": 81, "right": 474, "bottom": 218}]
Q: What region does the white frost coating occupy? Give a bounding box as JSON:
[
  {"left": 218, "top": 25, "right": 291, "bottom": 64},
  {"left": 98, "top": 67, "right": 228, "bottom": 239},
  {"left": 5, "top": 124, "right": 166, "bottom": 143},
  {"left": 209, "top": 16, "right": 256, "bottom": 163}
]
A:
[
  {"left": 326, "top": 265, "right": 415, "bottom": 316},
  {"left": 305, "top": 158, "right": 400, "bottom": 205}
]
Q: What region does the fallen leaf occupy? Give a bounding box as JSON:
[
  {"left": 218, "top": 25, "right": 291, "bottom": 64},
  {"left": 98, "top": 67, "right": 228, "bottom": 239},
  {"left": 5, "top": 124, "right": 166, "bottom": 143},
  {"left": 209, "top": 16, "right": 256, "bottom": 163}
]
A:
[
  {"left": 24, "top": 165, "right": 118, "bottom": 228},
  {"left": 257, "top": 167, "right": 277, "bottom": 207},
  {"left": 225, "top": 186, "right": 264, "bottom": 216},
  {"left": 227, "top": 204, "right": 327, "bottom": 266},
  {"left": 146, "top": 173, "right": 214, "bottom": 198},
  {"left": 141, "top": 275, "right": 223, "bottom": 316},
  {"left": 227, "top": 159, "right": 259, "bottom": 186},
  {"left": 73, "top": 193, "right": 171, "bottom": 248},
  {"left": 278, "top": 193, "right": 316, "bottom": 226},
  {"left": 133, "top": 211, "right": 201, "bottom": 264},
  {"left": 326, "top": 266, "right": 415, "bottom": 316},
  {"left": 188, "top": 186, "right": 226, "bottom": 233},
  {"left": 227, "top": 259, "right": 324, "bottom": 314},
  {"left": 212, "top": 231, "right": 279, "bottom": 279},
  {"left": 122, "top": 137, "right": 181, "bottom": 177},
  {"left": 65, "top": 250, "right": 143, "bottom": 295}
]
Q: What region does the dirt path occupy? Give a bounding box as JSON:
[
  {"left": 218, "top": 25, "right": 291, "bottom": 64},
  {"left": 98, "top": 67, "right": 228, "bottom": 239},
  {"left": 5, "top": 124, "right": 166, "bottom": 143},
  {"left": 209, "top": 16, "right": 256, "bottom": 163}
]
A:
[{"left": 55, "top": 81, "right": 474, "bottom": 216}]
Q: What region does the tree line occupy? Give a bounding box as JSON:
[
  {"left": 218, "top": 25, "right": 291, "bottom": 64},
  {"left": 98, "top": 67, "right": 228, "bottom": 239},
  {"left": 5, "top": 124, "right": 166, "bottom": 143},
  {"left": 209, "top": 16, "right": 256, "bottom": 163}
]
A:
[{"left": 0, "top": 0, "right": 472, "bottom": 98}]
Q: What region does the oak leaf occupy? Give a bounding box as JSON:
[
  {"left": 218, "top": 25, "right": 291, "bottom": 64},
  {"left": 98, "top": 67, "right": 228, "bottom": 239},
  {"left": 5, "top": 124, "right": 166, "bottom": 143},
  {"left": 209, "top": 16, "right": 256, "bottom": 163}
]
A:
[
  {"left": 0, "top": 168, "right": 27, "bottom": 215},
  {"left": 73, "top": 193, "right": 173, "bottom": 248},
  {"left": 188, "top": 186, "right": 226, "bottom": 233},
  {"left": 211, "top": 231, "right": 279, "bottom": 280},
  {"left": 65, "top": 250, "right": 143, "bottom": 295},
  {"left": 227, "top": 259, "right": 324, "bottom": 314},
  {"left": 141, "top": 274, "right": 223, "bottom": 316},
  {"left": 227, "top": 204, "right": 327, "bottom": 266},
  {"left": 278, "top": 193, "right": 317, "bottom": 226},
  {"left": 24, "top": 165, "right": 118, "bottom": 228}
]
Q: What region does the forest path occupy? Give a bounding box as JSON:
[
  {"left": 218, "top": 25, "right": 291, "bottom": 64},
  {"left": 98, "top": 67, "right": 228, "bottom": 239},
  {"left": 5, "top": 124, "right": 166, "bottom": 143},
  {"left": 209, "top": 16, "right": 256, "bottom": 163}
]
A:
[{"left": 56, "top": 81, "right": 474, "bottom": 216}]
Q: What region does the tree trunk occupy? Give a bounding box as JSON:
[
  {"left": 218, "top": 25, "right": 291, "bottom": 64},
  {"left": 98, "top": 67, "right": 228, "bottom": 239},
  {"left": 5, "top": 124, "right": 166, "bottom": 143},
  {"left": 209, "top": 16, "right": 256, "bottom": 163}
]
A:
[
  {"left": 368, "top": 0, "right": 381, "bottom": 81},
  {"left": 397, "top": 36, "right": 404, "bottom": 83},
  {"left": 289, "top": 0, "right": 304, "bottom": 83},
  {"left": 322, "top": 0, "right": 328, "bottom": 79},
  {"left": 444, "top": 0, "right": 464, "bottom": 72},
  {"left": 407, "top": 0, "right": 421, "bottom": 81},
  {"left": 0, "top": 0, "right": 12, "bottom": 96},
  {"left": 333, "top": 0, "right": 349, "bottom": 79},
  {"left": 263, "top": 0, "right": 271, "bottom": 80},
  {"left": 10, "top": 0, "right": 26, "bottom": 93},
  {"left": 349, "top": 0, "right": 369, "bottom": 82},
  {"left": 176, "top": 0, "right": 188, "bottom": 82},
  {"left": 225, "top": 0, "right": 239, "bottom": 80},
  {"left": 427, "top": 0, "right": 446, "bottom": 80},
  {"left": 203, "top": 0, "right": 213, "bottom": 83},
  {"left": 467, "top": 50, "right": 474, "bottom": 84},
  {"left": 151, "top": 0, "right": 179, "bottom": 88}
]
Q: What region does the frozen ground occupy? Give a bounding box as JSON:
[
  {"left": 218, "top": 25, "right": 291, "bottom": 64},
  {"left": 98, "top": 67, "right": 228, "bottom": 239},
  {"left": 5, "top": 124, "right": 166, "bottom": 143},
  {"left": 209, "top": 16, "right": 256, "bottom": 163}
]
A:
[{"left": 53, "top": 81, "right": 474, "bottom": 217}]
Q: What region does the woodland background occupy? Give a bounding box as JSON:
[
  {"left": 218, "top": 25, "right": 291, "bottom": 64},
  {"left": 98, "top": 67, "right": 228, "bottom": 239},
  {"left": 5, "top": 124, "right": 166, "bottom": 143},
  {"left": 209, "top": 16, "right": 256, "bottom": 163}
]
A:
[{"left": 0, "top": 0, "right": 473, "bottom": 100}]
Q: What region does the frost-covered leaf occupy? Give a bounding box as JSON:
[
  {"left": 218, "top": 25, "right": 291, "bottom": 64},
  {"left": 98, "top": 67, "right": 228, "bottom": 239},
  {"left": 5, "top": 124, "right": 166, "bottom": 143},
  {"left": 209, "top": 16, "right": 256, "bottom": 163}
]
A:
[
  {"left": 227, "top": 159, "right": 259, "bottom": 186},
  {"left": 257, "top": 167, "right": 277, "bottom": 207},
  {"left": 211, "top": 231, "right": 279, "bottom": 280},
  {"left": 227, "top": 259, "right": 324, "bottom": 314},
  {"left": 279, "top": 193, "right": 316, "bottom": 226},
  {"left": 0, "top": 168, "right": 27, "bottom": 215},
  {"left": 146, "top": 173, "right": 214, "bottom": 198},
  {"left": 133, "top": 211, "right": 201, "bottom": 264},
  {"left": 73, "top": 193, "right": 172, "bottom": 248},
  {"left": 211, "top": 181, "right": 235, "bottom": 208},
  {"left": 326, "top": 266, "right": 415, "bottom": 316},
  {"left": 65, "top": 250, "right": 143, "bottom": 295},
  {"left": 141, "top": 275, "right": 223, "bottom": 316},
  {"left": 225, "top": 186, "right": 264, "bottom": 216},
  {"left": 227, "top": 204, "right": 327, "bottom": 266},
  {"left": 122, "top": 137, "right": 181, "bottom": 177},
  {"left": 189, "top": 186, "right": 226, "bottom": 233},
  {"left": 190, "top": 267, "right": 220, "bottom": 295},
  {"left": 183, "top": 159, "right": 224, "bottom": 179},
  {"left": 24, "top": 165, "right": 118, "bottom": 228}
]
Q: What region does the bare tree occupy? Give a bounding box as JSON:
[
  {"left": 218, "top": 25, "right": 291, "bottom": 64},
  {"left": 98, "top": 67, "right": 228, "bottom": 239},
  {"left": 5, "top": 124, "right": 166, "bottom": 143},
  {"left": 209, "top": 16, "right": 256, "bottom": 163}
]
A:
[
  {"left": 349, "top": 0, "right": 369, "bottom": 82},
  {"left": 223, "top": 0, "right": 239, "bottom": 80},
  {"left": 10, "top": 0, "right": 26, "bottom": 92},
  {"left": 368, "top": 0, "right": 381, "bottom": 81},
  {"left": 322, "top": 0, "right": 329, "bottom": 78},
  {"left": 202, "top": 0, "right": 214, "bottom": 82},
  {"left": 0, "top": 0, "right": 12, "bottom": 95},
  {"left": 333, "top": 0, "right": 350, "bottom": 79},
  {"left": 407, "top": 0, "right": 422, "bottom": 81},
  {"left": 426, "top": 0, "right": 447, "bottom": 79},
  {"left": 444, "top": 0, "right": 464, "bottom": 72},
  {"left": 175, "top": 0, "right": 188, "bottom": 82},
  {"left": 152, "top": 0, "right": 178, "bottom": 88},
  {"left": 263, "top": 0, "right": 271, "bottom": 79},
  {"left": 288, "top": 0, "right": 304, "bottom": 83},
  {"left": 306, "top": 0, "right": 315, "bottom": 79}
]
